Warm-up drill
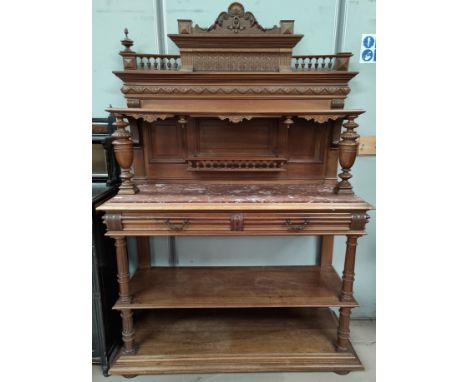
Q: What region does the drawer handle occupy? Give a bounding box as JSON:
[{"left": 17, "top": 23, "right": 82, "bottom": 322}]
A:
[
  {"left": 284, "top": 219, "right": 310, "bottom": 231},
  {"left": 164, "top": 219, "right": 190, "bottom": 231}
]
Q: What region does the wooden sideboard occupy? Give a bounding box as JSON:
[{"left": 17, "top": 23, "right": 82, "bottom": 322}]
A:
[{"left": 97, "top": 2, "right": 372, "bottom": 376}]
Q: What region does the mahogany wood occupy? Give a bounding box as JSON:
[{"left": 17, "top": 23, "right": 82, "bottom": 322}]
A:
[{"left": 99, "top": 2, "right": 373, "bottom": 376}]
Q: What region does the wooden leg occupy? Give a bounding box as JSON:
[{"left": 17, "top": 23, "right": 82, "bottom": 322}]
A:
[
  {"left": 136, "top": 237, "right": 151, "bottom": 270},
  {"left": 113, "top": 237, "right": 132, "bottom": 303},
  {"left": 336, "top": 307, "right": 351, "bottom": 352},
  {"left": 320, "top": 235, "right": 334, "bottom": 268},
  {"left": 340, "top": 235, "right": 359, "bottom": 302},
  {"left": 169, "top": 236, "right": 177, "bottom": 266},
  {"left": 121, "top": 309, "right": 136, "bottom": 355},
  {"left": 336, "top": 235, "right": 360, "bottom": 352},
  {"left": 113, "top": 237, "right": 136, "bottom": 355}
]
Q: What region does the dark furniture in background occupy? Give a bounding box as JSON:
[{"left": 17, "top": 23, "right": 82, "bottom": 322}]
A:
[{"left": 92, "top": 116, "right": 120, "bottom": 375}]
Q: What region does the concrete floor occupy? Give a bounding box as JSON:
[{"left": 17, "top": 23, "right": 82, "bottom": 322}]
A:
[{"left": 93, "top": 319, "right": 375, "bottom": 382}]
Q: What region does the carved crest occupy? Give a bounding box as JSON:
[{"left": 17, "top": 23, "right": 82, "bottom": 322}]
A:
[{"left": 194, "top": 2, "right": 280, "bottom": 34}]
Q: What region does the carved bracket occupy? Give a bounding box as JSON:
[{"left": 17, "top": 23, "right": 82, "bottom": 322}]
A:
[
  {"left": 105, "top": 213, "right": 123, "bottom": 231},
  {"left": 299, "top": 115, "right": 343, "bottom": 123},
  {"left": 350, "top": 213, "right": 370, "bottom": 230},
  {"left": 230, "top": 213, "right": 244, "bottom": 231},
  {"left": 124, "top": 113, "right": 174, "bottom": 123},
  {"left": 219, "top": 115, "right": 253, "bottom": 123}
]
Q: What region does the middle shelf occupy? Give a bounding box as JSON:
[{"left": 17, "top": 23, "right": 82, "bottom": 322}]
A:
[{"left": 114, "top": 265, "right": 357, "bottom": 310}]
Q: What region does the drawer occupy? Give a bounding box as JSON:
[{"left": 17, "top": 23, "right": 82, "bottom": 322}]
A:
[
  {"left": 105, "top": 211, "right": 365, "bottom": 236},
  {"left": 118, "top": 212, "right": 232, "bottom": 234},
  {"left": 243, "top": 212, "right": 352, "bottom": 235}
]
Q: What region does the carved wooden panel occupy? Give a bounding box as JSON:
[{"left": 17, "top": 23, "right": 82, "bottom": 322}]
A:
[
  {"left": 147, "top": 121, "right": 185, "bottom": 163},
  {"left": 192, "top": 52, "right": 281, "bottom": 72},
  {"left": 288, "top": 120, "right": 328, "bottom": 163},
  {"left": 192, "top": 118, "right": 278, "bottom": 157}
]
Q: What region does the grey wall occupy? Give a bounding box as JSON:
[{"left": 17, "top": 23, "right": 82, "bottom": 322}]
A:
[{"left": 94, "top": 0, "right": 376, "bottom": 318}]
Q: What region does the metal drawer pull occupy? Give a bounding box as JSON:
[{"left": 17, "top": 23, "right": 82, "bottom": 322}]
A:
[
  {"left": 164, "top": 219, "right": 190, "bottom": 231},
  {"left": 284, "top": 219, "right": 311, "bottom": 231}
]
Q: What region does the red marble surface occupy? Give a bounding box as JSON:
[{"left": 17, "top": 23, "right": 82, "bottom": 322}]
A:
[{"left": 111, "top": 183, "right": 366, "bottom": 204}]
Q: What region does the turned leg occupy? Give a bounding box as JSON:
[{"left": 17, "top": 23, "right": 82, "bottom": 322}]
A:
[
  {"left": 121, "top": 309, "right": 136, "bottom": 355},
  {"left": 113, "top": 237, "right": 136, "bottom": 354},
  {"left": 340, "top": 235, "right": 359, "bottom": 301},
  {"left": 336, "top": 235, "right": 360, "bottom": 352},
  {"left": 334, "top": 115, "right": 360, "bottom": 194},
  {"left": 112, "top": 114, "right": 138, "bottom": 195},
  {"left": 336, "top": 307, "right": 352, "bottom": 352}
]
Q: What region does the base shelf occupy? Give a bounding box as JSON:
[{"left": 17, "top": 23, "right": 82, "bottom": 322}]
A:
[
  {"left": 114, "top": 266, "right": 357, "bottom": 309},
  {"left": 110, "top": 307, "right": 363, "bottom": 375}
]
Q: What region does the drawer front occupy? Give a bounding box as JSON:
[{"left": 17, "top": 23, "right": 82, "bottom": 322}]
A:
[
  {"left": 120, "top": 212, "right": 232, "bottom": 234},
  {"left": 105, "top": 211, "right": 368, "bottom": 236},
  {"left": 243, "top": 212, "right": 352, "bottom": 235}
]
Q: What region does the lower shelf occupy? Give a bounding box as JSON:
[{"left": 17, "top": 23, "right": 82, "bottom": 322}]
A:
[{"left": 109, "top": 308, "right": 363, "bottom": 375}]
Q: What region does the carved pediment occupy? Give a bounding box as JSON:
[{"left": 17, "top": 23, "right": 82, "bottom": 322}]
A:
[{"left": 189, "top": 2, "right": 290, "bottom": 35}]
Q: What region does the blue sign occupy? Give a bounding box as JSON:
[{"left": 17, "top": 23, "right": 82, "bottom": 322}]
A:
[
  {"left": 363, "top": 35, "right": 375, "bottom": 49},
  {"left": 360, "top": 34, "right": 376, "bottom": 64},
  {"left": 361, "top": 49, "right": 373, "bottom": 62}
]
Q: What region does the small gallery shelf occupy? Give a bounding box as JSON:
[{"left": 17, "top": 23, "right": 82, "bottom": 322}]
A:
[
  {"left": 109, "top": 307, "right": 363, "bottom": 375},
  {"left": 186, "top": 157, "right": 288, "bottom": 172},
  {"left": 113, "top": 266, "right": 357, "bottom": 309}
]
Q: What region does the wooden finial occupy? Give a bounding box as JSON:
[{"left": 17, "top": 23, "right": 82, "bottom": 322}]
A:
[
  {"left": 120, "top": 28, "right": 134, "bottom": 52},
  {"left": 112, "top": 115, "right": 138, "bottom": 195}
]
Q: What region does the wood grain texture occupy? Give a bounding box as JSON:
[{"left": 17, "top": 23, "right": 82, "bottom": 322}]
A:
[
  {"left": 113, "top": 266, "right": 358, "bottom": 309},
  {"left": 109, "top": 308, "right": 363, "bottom": 375}
]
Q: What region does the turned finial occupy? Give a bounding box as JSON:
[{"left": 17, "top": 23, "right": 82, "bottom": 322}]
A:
[{"left": 120, "top": 28, "right": 134, "bottom": 52}]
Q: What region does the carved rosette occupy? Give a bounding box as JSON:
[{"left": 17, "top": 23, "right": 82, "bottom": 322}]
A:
[
  {"left": 112, "top": 115, "right": 138, "bottom": 194},
  {"left": 334, "top": 116, "right": 360, "bottom": 194}
]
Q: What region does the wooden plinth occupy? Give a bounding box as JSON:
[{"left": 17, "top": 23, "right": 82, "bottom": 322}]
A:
[
  {"left": 114, "top": 266, "right": 357, "bottom": 309},
  {"left": 109, "top": 308, "right": 363, "bottom": 375}
]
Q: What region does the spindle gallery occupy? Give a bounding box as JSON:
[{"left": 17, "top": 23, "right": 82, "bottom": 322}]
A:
[{"left": 97, "top": 2, "right": 372, "bottom": 377}]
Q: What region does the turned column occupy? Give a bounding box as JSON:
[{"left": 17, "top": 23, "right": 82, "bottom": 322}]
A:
[
  {"left": 336, "top": 307, "right": 352, "bottom": 352},
  {"left": 334, "top": 115, "right": 360, "bottom": 194},
  {"left": 336, "top": 235, "right": 359, "bottom": 352},
  {"left": 113, "top": 237, "right": 136, "bottom": 354},
  {"left": 112, "top": 114, "right": 138, "bottom": 195}
]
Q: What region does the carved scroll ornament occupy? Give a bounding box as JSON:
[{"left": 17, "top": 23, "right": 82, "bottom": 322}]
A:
[
  {"left": 194, "top": 2, "right": 280, "bottom": 34},
  {"left": 300, "top": 115, "right": 343, "bottom": 123},
  {"left": 124, "top": 113, "right": 174, "bottom": 123},
  {"left": 219, "top": 115, "right": 253, "bottom": 123}
]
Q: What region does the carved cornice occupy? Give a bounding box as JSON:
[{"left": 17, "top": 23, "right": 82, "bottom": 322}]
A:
[
  {"left": 300, "top": 115, "right": 344, "bottom": 123},
  {"left": 124, "top": 113, "right": 174, "bottom": 122},
  {"left": 219, "top": 115, "right": 253, "bottom": 123},
  {"left": 121, "top": 85, "right": 350, "bottom": 96}
]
